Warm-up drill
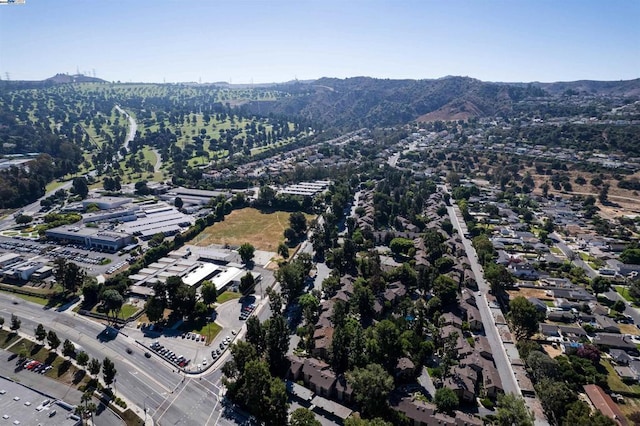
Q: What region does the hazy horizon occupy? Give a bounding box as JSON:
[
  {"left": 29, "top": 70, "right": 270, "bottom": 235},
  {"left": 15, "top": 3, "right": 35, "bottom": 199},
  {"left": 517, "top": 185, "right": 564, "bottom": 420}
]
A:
[{"left": 1, "top": 0, "right": 638, "bottom": 84}]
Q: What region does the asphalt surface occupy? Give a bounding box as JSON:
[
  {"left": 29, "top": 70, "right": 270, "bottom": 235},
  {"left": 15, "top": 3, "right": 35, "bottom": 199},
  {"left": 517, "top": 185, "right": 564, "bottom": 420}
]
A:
[
  {"left": 446, "top": 202, "right": 521, "bottom": 396},
  {"left": 0, "top": 295, "right": 244, "bottom": 426},
  {"left": 0, "top": 348, "right": 124, "bottom": 426}
]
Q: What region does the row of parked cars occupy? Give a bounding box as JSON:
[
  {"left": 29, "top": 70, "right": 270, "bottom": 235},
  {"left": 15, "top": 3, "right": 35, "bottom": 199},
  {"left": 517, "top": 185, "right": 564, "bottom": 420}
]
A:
[
  {"left": 239, "top": 304, "right": 256, "bottom": 320},
  {"left": 212, "top": 333, "right": 236, "bottom": 361},
  {"left": 182, "top": 332, "right": 206, "bottom": 342},
  {"left": 150, "top": 341, "right": 190, "bottom": 367},
  {"left": 52, "top": 247, "right": 106, "bottom": 265},
  {"left": 107, "top": 260, "right": 128, "bottom": 274},
  {"left": 20, "top": 359, "right": 53, "bottom": 374}
]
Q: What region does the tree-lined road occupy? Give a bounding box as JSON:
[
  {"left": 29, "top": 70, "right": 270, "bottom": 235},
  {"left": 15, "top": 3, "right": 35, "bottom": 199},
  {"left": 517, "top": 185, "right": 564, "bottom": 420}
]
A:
[{"left": 0, "top": 297, "right": 239, "bottom": 425}]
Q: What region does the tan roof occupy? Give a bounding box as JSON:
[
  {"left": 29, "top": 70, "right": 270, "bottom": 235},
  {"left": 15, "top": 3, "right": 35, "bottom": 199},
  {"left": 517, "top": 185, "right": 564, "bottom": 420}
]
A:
[{"left": 583, "top": 384, "right": 629, "bottom": 426}]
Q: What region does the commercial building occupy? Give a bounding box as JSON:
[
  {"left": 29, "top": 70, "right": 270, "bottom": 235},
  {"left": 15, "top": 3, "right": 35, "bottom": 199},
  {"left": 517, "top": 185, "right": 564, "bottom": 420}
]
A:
[
  {"left": 0, "top": 377, "right": 80, "bottom": 426},
  {"left": 183, "top": 263, "right": 220, "bottom": 287},
  {"left": 82, "top": 207, "right": 139, "bottom": 224},
  {"left": 0, "top": 253, "right": 21, "bottom": 268},
  {"left": 45, "top": 226, "right": 133, "bottom": 252},
  {"left": 127, "top": 246, "right": 254, "bottom": 297},
  {"left": 278, "top": 180, "right": 331, "bottom": 197},
  {"left": 118, "top": 205, "right": 192, "bottom": 240},
  {"left": 82, "top": 197, "right": 132, "bottom": 210},
  {"left": 160, "top": 187, "right": 232, "bottom": 206},
  {"left": 1, "top": 259, "right": 44, "bottom": 281}
]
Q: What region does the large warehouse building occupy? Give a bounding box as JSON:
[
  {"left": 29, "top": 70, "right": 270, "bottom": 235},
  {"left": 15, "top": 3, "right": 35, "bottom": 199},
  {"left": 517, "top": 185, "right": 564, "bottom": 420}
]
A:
[
  {"left": 0, "top": 377, "right": 80, "bottom": 426},
  {"left": 45, "top": 226, "right": 133, "bottom": 252}
]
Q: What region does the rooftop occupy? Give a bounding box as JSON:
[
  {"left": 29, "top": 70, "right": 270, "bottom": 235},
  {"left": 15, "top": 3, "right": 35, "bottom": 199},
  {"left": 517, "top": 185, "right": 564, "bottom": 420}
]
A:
[{"left": 0, "top": 377, "right": 80, "bottom": 426}]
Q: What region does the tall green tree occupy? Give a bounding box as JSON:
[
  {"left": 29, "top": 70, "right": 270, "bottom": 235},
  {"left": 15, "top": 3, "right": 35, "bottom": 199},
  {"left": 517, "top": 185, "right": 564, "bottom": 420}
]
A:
[
  {"left": 434, "top": 387, "right": 459, "bottom": 414},
  {"left": 245, "top": 316, "right": 266, "bottom": 353},
  {"left": 35, "top": 324, "right": 47, "bottom": 343},
  {"left": 495, "top": 393, "right": 534, "bottom": 426},
  {"left": 63, "top": 339, "right": 76, "bottom": 358},
  {"left": 562, "top": 400, "right": 616, "bottom": 426},
  {"left": 290, "top": 408, "right": 321, "bottom": 426},
  {"left": 102, "top": 357, "right": 117, "bottom": 387},
  {"left": 590, "top": 276, "right": 611, "bottom": 298},
  {"left": 277, "top": 243, "right": 289, "bottom": 260},
  {"left": 9, "top": 314, "right": 21, "bottom": 331},
  {"left": 265, "top": 314, "right": 290, "bottom": 375},
  {"left": 47, "top": 330, "right": 61, "bottom": 350},
  {"left": 171, "top": 284, "right": 196, "bottom": 318},
  {"left": 289, "top": 212, "right": 308, "bottom": 239},
  {"left": 101, "top": 289, "right": 124, "bottom": 322},
  {"left": 88, "top": 358, "right": 101, "bottom": 378},
  {"left": 509, "top": 296, "right": 540, "bottom": 340},
  {"left": 348, "top": 363, "right": 394, "bottom": 418},
  {"left": 536, "top": 378, "right": 577, "bottom": 426},
  {"left": 145, "top": 296, "right": 165, "bottom": 323},
  {"left": 484, "top": 263, "right": 514, "bottom": 295},
  {"left": 239, "top": 272, "right": 255, "bottom": 295},
  {"left": 76, "top": 351, "right": 89, "bottom": 368},
  {"left": 432, "top": 274, "right": 458, "bottom": 305},
  {"left": 238, "top": 243, "right": 255, "bottom": 265},
  {"left": 201, "top": 280, "right": 218, "bottom": 306},
  {"left": 275, "top": 261, "right": 305, "bottom": 305},
  {"left": 72, "top": 177, "right": 89, "bottom": 199}
]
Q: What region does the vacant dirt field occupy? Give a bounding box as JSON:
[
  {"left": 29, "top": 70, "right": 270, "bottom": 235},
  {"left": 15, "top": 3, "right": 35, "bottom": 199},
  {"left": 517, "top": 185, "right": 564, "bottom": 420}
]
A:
[
  {"left": 525, "top": 167, "right": 640, "bottom": 219},
  {"left": 541, "top": 343, "right": 563, "bottom": 358},
  {"left": 193, "top": 208, "right": 315, "bottom": 252},
  {"left": 618, "top": 323, "right": 640, "bottom": 335},
  {"left": 507, "top": 287, "right": 553, "bottom": 300}
]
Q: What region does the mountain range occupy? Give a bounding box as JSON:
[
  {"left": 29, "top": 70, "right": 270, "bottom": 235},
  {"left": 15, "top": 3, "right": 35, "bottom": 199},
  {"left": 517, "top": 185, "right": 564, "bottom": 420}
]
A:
[{"left": 243, "top": 76, "right": 640, "bottom": 128}]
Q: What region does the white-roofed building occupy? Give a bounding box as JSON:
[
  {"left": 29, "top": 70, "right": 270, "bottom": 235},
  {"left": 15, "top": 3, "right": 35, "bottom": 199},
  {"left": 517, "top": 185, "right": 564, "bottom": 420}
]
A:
[
  {"left": 183, "top": 263, "right": 220, "bottom": 287},
  {"left": 211, "top": 266, "right": 244, "bottom": 291}
]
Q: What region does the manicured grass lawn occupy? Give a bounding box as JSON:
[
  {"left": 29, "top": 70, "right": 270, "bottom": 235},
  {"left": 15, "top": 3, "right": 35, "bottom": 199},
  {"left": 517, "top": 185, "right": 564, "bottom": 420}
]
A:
[
  {"left": 544, "top": 300, "right": 555, "bottom": 307},
  {"left": 601, "top": 359, "right": 640, "bottom": 395},
  {"left": 45, "top": 179, "right": 68, "bottom": 193},
  {"left": 181, "top": 321, "right": 221, "bottom": 346},
  {"left": 6, "top": 291, "right": 49, "bottom": 306},
  {"left": 550, "top": 247, "right": 563, "bottom": 255},
  {"left": 616, "top": 286, "right": 634, "bottom": 302},
  {"left": 0, "top": 329, "right": 20, "bottom": 349},
  {"left": 8, "top": 339, "right": 90, "bottom": 387},
  {"left": 91, "top": 303, "right": 138, "bottom": 319},
  {"left": 216, "top": 291, "right": 241, "bottom": 304},
  {"left": 193, "top": 207, "right": 315, "bottom": 252},
  {"left": 119, "top": 304, "right": 139, "bottom": 319}
]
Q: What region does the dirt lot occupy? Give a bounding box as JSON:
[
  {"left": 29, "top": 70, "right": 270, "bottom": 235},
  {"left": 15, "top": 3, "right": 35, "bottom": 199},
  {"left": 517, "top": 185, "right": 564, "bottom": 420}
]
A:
[
  {"left": 525, "top": 167, "right": 640, "bottom": 219},
  {"left": 541, "top": 343, "right": 564, "bottom": 358},
  {"left": 618, "top": 323, "right": 640, "bottom": 335},
  {"left": 507, "top": 287, "right": 553, "bottom": 300}
]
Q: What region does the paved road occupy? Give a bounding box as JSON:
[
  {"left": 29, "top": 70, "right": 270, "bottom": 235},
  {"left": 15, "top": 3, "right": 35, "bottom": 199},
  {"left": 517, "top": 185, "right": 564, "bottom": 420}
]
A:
[
  {"left": 443, "top": 186, "right": 548, "bottom": 425},
  {"left": 115, "top": 105, "right": 137, "bottom": 159},
  {"left": 0, "top": 296, "right": 241, "bottom": 425},
  {"left": 0, "top": 348, "right": 124, "bottom": 426},
  {"left": 446, "top": 202, "right": 521, "bottom": 395},
  {"left": 551, "top": 232, "right": 598, "bottom": 279}
]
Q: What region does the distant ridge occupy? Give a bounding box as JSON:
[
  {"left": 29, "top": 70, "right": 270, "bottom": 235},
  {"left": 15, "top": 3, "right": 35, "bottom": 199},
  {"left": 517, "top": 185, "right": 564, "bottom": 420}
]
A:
[
  {"left": 44, "top": 73, "right": 106, "bottom": 84},
  {"left": 239, "top": 76, "right": 640, "bottom": 128}
]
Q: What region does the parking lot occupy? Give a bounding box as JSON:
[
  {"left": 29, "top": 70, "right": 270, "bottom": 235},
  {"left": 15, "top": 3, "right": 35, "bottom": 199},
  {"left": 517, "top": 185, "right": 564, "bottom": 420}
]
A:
[
  {"left": 125, "top": 295, "right": 264, "bottom": 373},
  {"left": 0, "top": 235, "right": 124, "bottom": 275}
]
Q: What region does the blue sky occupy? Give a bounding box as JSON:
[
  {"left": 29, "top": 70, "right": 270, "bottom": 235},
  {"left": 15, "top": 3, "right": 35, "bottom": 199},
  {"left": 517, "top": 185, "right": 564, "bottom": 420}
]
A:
[{"left": 0, "top": 0, "right": 638, "bottom": 83}]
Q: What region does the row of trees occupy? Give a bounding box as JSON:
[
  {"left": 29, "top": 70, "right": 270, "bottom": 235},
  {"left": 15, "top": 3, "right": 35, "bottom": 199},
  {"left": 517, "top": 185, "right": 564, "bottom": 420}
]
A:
[{"left": 223, "top": 292, "right": 291, "bottom": 423}]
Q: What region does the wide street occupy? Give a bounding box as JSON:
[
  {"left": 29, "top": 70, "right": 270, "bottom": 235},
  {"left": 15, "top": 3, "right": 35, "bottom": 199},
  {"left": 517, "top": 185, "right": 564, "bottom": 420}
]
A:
[{"left": 0, "top": 295, "right": 242, "bottom": 425}]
